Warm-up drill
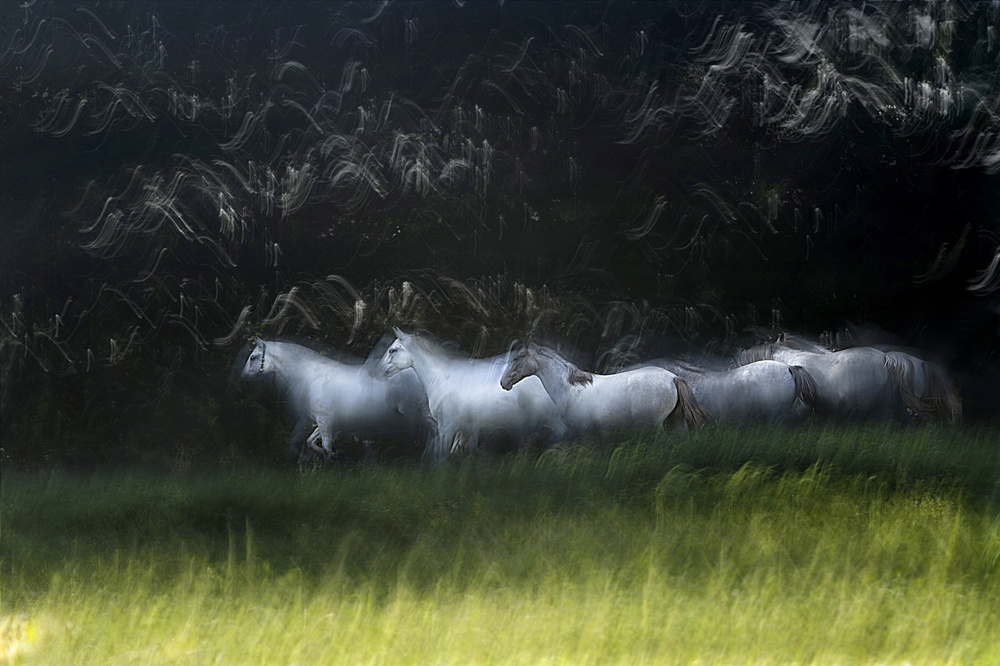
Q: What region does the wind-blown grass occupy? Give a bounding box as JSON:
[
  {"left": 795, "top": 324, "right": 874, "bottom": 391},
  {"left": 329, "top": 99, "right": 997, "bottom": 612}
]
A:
[{"left": 2, "top": 424, "right": 999, "bottom": 664}]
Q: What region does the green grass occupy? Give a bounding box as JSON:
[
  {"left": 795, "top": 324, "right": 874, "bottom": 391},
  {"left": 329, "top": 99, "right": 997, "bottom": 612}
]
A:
[{"left": 2, "top": 424, "right": 999, "bottom": 664}]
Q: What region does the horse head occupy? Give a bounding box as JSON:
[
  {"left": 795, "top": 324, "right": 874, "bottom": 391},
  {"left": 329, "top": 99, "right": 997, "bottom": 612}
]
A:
[
  {"left": 500, "top": 344, "right": 538, "bottom": 391},
  {"left": 382, "top": 335, "right": 414, "bottom": 377},
  {"left": 241, "top": 338, "right": 267, "bottom": 378}
]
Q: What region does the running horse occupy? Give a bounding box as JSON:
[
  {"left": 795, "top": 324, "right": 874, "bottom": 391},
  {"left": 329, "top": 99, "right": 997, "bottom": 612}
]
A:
[
  {"left": 380, "top": 330, "right": 568, "bottom": 462},
  {"left": 241, "top": 337, "right": 431, "bottom": 461},
  {"left": 638, "top": 357, "right": 819, "bottom": 423},
  {"left": 736, "top": 338, "right": 931, "bottom": 420},
  {"left": 500, "top": 342, "right": 709, "bottom": 439}
]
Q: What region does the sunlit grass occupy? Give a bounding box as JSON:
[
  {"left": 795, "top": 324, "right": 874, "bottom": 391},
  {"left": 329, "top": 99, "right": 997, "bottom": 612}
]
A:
[{"left": 3, "top": 424, "right": 999, "bottom": 664}]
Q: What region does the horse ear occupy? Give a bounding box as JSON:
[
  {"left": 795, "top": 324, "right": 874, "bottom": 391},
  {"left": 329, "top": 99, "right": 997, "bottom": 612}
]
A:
[{"left": 392, "top": 326, "right": 405, "bottom": 339}]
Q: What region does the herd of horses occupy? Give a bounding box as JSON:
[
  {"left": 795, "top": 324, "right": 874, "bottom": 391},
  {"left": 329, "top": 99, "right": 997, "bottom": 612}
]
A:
[{"left": 239, "top": 328, "right": 961, "bottom": 464}]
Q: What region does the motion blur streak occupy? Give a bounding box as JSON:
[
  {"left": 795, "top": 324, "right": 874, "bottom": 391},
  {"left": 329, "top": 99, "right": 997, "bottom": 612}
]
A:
[{"left": 2, "top": 2, "right": 999, "bottom": 463}]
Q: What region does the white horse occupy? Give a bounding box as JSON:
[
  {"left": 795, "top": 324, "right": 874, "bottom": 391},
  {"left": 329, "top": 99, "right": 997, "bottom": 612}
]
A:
[
  {"left": 807, "top": 329, "right": 960, "bottom": 420},
  {"left": 240, "top": 337, "right": 431, "bottom": 461},
  {"left": 500, "top": 342, "right": 709, "bottom": 439},
  {"left": 380, "top": 329, "right": 569, "bottom": 462},
  {"left": 638, "top": 358, "right": 819, "bottom": 423},
  {"left": 736, "top": 341, "right": 924, "bottom": 421}
]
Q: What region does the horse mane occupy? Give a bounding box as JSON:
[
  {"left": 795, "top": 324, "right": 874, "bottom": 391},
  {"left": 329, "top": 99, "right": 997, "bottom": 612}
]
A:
[
  {"left": 779, "top": 333, "right": 830, "bottom": 353},
  {"left": 263, "top": 339, "right": 326, "bottom": 364},
  {"left": 532, "top": 344, "right": 593, "bottom": 385},
  {"left": 567, "top": 367, "right": 594, "bottom": 386},
  {"left": 737, "top": 343, "right": 776, "bottom": 366},
  {"left": 397, "top": 331, "right": 470, "bottom": 362},
  {"left": 262, "top": 337, "right": 364, "bottom": 366}
]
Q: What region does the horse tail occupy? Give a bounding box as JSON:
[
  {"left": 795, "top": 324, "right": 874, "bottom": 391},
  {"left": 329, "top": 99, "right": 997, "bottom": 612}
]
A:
[
  {"left": 921, "top": 361, "right": 963, "bottom": 421},
  {"left": 884, "top": 352, "right": 930, "bottom": 419},
  {"left": 788, "top": 365, "right": 819, "bottom": 411},
  {"left": 672, "top": 376, "right": 711, "bottom": 428}
]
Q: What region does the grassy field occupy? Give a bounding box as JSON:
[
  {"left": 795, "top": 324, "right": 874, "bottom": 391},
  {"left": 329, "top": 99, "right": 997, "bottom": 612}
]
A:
[{"left": 2, "top": 423, "right": 999, "bottom": 664}]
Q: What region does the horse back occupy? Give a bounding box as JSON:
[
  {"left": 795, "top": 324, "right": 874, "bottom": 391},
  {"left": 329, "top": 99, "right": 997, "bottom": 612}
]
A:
[{"left": 592, "top": 368, "right": 680, "bottom": 425}]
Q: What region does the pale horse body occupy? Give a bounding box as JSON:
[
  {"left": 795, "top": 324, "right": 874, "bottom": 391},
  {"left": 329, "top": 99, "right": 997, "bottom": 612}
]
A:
[
  {"left": 381, "top": 330, "right": 569, "bottom": 462},
  {"left": 637, "top": 358, "right": 819, "bottom": 422},
  {"left": 500, "top": 343, "right": 710, "bottom": 439},
  {"left": 814, "top": 328, "right": 960, "bottom": 418},
  {"left": 736, "top": 342, "right": 923, "bottom": 420},
  {"left": 241, "top": 338, "right": 430, "bottom": 460}
]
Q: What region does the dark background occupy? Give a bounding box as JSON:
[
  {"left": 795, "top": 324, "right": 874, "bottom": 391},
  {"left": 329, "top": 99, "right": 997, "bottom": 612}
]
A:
[{"left": 2, "top": 1, "right": 998, "bottom": 468}]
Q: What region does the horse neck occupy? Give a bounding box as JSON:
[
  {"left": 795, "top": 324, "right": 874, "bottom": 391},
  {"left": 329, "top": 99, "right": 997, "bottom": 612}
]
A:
[
  {"left": 401, "top": 340, "right": 452, "bottom": 395},
  {"left": 531, "top": 353, "right": 573, "bottom": 410},
  {"left": 263, "top": 343, "right": 310, "bottom": 394}
]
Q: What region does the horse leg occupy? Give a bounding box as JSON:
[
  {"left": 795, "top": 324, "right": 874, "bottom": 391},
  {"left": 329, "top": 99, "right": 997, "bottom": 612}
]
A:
[
  {"left": 298, "top": 425, "right": 325, "bottom": 464},
  {"left": 321, "top": 429, "right": 343, "bottom": 465},
  {"left": 419, "top": 432, "right": 438, "bottom": 464},
  {"left": 288, "top": 418, "right": 313, "bottom": 462},
  {"left": 426, "top": 428, "right": 456, "bottom": 463},
  {"left": 462, "top": 432, "right": 480, "bottom": 456},
  {"left": 305, "top": 421, "right": 334, "bottom": 465},
  {"left": 450, "top": 431, "right": 468, "bottom": 456}
]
